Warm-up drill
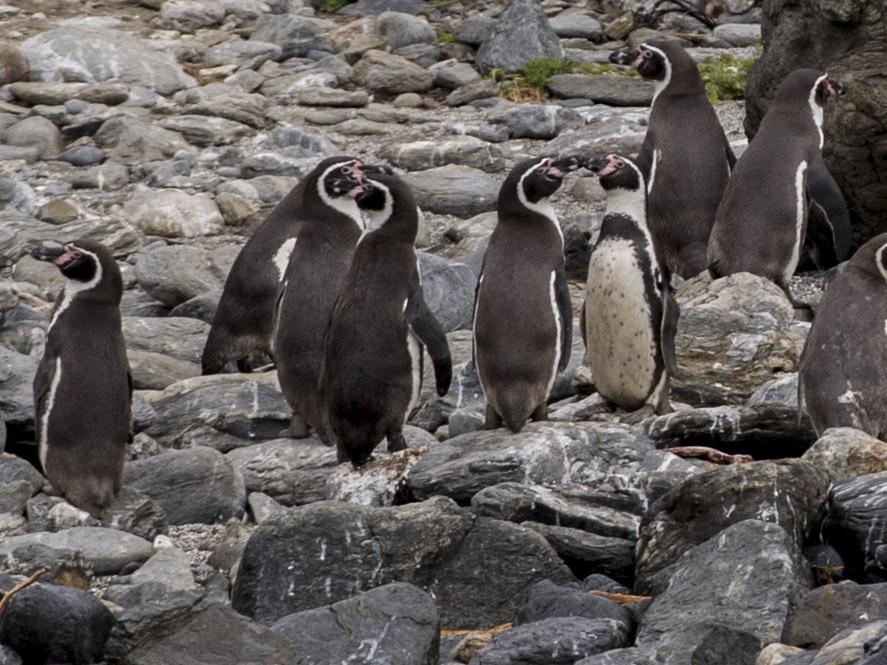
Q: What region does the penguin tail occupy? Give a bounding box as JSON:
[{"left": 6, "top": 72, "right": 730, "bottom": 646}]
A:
[{"left": 495, "top": 392, "right": 533, "bottom": 434}]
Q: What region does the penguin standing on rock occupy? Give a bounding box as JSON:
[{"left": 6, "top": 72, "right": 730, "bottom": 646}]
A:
[
  {"left": 320, "top": 173, "right": 451, "bottom": 467},
  {"left": 202, "top": 156, "right": 367, "bottom": 374},
  {"left": 583, "top": 154, "right": 679, "bottom": 417},
  {"left": 31, "top": 239, "right": 131, "bottom": 515},
  {"left": 473, "top": 156, "right": 584, "bottom": 433},
  {"left": 610, "top": 39, "right": 734, "bottom": 280},
  {"left": 271, "top": 158, "right": 372, "bottom": 439},
  {"left": 799, "top": 233, "right": 887, "bottom": 439},
  {"left": 708, "top": 70, "right": 847, "bottom": 299}
]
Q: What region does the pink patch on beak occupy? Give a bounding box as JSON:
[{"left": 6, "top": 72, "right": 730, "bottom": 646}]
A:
[
  {"left": 548, "top": 166, "right": 564, "bottom": 178},
  {"left": 54, "top": 246, "right": 78, "bottom": 267},
  {"left": 632, "top": 52, "right": 644, "bottom": 68},
  {"left": 598, "top": 155, "right": 622, "bottom": 176}
]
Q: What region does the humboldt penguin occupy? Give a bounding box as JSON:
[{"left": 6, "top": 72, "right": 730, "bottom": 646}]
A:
[
  {"left": 320, "top": 173, "right": 451, "bottom": 467},
  {"left": 708, "top": 69, "right": 847, "bottom": 298},
  {"left": 610, "top": 39, "right": 735, "bottom": 279},
  {"left": 473, "top": 156, "right": 584, "bottom": 433},
  {"left": 583, "top": 154, "right": 679, "bottom": 416},
  {"left": 201, "top": 156, "right": 366, "bottom": 374},
  {"left": 271, "top": 158, "right": 371, "bottom": 438},
  {"left": 31, "top": 240, "right": 131, "bottom": 515},
  {"left": 799, "top": 233, "right": 887, "bottom": 439}
]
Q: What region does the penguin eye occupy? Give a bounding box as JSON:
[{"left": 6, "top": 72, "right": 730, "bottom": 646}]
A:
[
  {"left": 340, "top": 166, "right": 353, "bottom": 175},
  {"left": 615, "top": 160, "right": 625, "bottom": 168},
  {"left": 642, "top": 50, "right": 652, "bottom": 59},
  {"left": 71, "top": 251, "right": 82, "bottom": 259}
]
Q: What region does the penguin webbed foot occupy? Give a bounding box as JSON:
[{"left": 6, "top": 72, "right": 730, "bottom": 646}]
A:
[
  {"left": 530, "top": 403, "right": 548, "bottom": 423},
  {"left": 621, "top": 404, "right": 657, "bottom": 426},
  {"left": 285, "top": 414, "right": 310, "bottom": 439}
]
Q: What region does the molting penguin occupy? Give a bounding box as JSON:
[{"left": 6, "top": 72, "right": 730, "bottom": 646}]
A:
[
  {"left": 30, "top": 239, "right": 131, "bottom": 515},
  {"left": 320, "top": 173, "right": 451, "bottom": 467},
  {"left": 610, "top": 39, "right": 734, "bottom": 279},
  {"left": 271, "top": 159, "right": 371, "bottom": 439},
  {"left": 799, "top": 233, "right": 887, "bottom": 439},
  {"left": 583, "top": 154, "right": 679, "bottom": 416},
  {"left": 708, "top": 69, "right": 847, "bottom": 299},
  {"left": 473, "top": 156, "right": 583, "bottom": 433},
  {"left": 202, "top": 156, "right": 366, "bottom": 374}
]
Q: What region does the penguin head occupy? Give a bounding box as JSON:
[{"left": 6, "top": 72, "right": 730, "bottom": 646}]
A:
[
  {"left": 319, "top": 157, "right": 370, "bottom": 201},
  {"left": 850, "top": 232, "right": 887, "bottom": 282},
  {"left": 586, "top": 154, "right": 645, "bottom": 193},
  {"left": 305, "top": 156, "right": 372, "bottom": 224},
  {"left": 774, "top": 69, "right": 847, "bottom": 109},
  {"left": 357, "top": 172, "right": 418, "bottom": 242},
  {"left": 29, "top": 239, "right": 122, "bottom": 300},
  {"left": 501, "top": 157, "right": 567, "bottom": 209}
]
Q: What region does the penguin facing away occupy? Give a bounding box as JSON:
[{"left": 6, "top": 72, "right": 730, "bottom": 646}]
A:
[
  {"left": 271, "top": 158, "right": 372, "bottom": 439},
  {"left": 583, "top": 154, "right": 679, "bottom": 417},
  {"left": 320, "top": 173, "right": 451, "bottom": 467},
  {"left": 473, "top": 156, "right": 584, "bottom": 433},
  {"left": 707, "top": 70, "right": 847, "bottom": 299},
  {"left": 799, "top": 233, "right": 887, "bottom": 439},
  {"left": 610, "top": 39, "right": 735, "bottom": 280},
  {"left": 30, "top": 239, "right": 132, "bottom": 515},
  {"left": 202, "top": 156, "right": 366, "bottom": 375}
]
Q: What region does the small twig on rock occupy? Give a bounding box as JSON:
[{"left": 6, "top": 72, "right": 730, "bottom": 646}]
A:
[
  {"left": 663, "top": 446, "right": 753, "bottom": 465},
  {"left": 590, "top": 590, "right": 651, "bottom": 604},
  {"left": 441, "top": 623, "right": 513, "bottom": 663},
  {"left": 0, "top": 568, "right": 46, "bottom": 615}
]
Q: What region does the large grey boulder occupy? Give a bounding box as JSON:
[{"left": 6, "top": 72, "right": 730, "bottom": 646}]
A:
[
  {"left": 0, "top": 117, "right": 64, "bottom": 160},
  {"left": 802, "top": 427, "right": 887, "bottom": 482},
  {"left": 823, "top": 471, "right": 887, "bottom": 582},
  {"left": 250, "top": 14, "right": 334, "bottom": 59},
  {"left": 783, "top": 581, "right": 887, "bottom": 649},
  {"left": 123, "top": 446, "right": 246, "bottom": 525},
  {"left": 672, "top": 272, "right": 799, "bottom": 404},
  {"left": 21, "top": 28, "right": 196, "bottom": 95},
  {"left": 123, "top": 190, "right": 224, "bottom": 238},
  {"left": 635, "top": 461, "right": 830, "bottom": 594},
  {"left": 231, "top": 497, "right": 575, "bottom": 628},
  {"left": 380, "top": 136, "right": 504, "bottom": 173},
  {"left": 409, "top": 422, "right": 697, "bottom": 504},
  {"left": 402, "top": 165, "right": 500, "bottom": 217},
  {"left": 134, "top": 243, "right": 237, "bottom": 308},
  {"left": 122, "top": 316, "right": 209, "bottom": 365},
  {"left": 475, "top": 0, "right": 564, "bottom": 74},
  {"left": 418, "top": 252, "right": 476, "bottom": 332},
  {"left": 744, "top": 0, "right": 887, "bottom": 242},
  {"left": 271, "top": 583, "right": 439, "bottom": 665},
  {"left": 376, "top": 11, "right": 436, "bottom": 50},
  {"left": 548, "top": 74, "right": 654, "bottom": 106},
  {"left": 0, "top": 581, "right": 115, "bottom": 665},
  {"left": 637, "top": 520, "right": 813, "bottom": 664},
  {"left": 0, "top": 347, "right": 37, "bottom": 428},
  {"left": 351, "top": 49, "right": 433, "bottom": 94}
]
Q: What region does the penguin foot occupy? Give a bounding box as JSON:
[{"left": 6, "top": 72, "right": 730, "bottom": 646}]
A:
[
  {"left": 621, "top": 405, "right": 656, "bottom": 425},
  {"left": 387, "top": 432, "right": 407, "bottom": 453},
  {"left": 530, "top": 404, "right": 548, "bottom": 422},
  {"left": 286, "top": 415, "right": 310, "bottom": 439}
]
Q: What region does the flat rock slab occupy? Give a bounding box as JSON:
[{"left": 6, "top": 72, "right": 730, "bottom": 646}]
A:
[
  {"left": 124, "top": 446, "right": 246, "bottom": 525},
  {"left": 408, "top": 422, "right": 698, "bottom": 504},
  {"left": 783, "top": 581, "right": 887, "bottom": 649},
  {"left": 231, "top": 496, "right": 574, "bottom": 628},
  {"left": 402, "top": 165, "right": 499, "bottom": 217},
  {"left": 636, "top": 460, "right": 830, "bottom": 594},
  {"left": 637, "top": 520, "right": 812, "bottom": 664},
  {"left": 802, "top": 427, "right": 887, "bottom": 482},
  {"left": 271, "top": 582, "right": 439, "bottom": 665},
  {"left": 469, "top": 617, "right": 628, "bottom": 665},
  {"left": 0, "top": 527, "right": 152, "bottom": 575},
  {"left": 122, "top": 316, "right": 209, "bottom": 365},
  {"left": 548, "top": 74, "right": 654, "bottom": 106}
]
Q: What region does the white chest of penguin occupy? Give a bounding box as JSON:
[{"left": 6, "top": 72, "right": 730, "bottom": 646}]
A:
[{"left": 585, "top": 238, "right": 657, "bottom": 406}]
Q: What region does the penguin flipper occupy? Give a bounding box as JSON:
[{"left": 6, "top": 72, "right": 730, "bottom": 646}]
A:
[
  {"left": 634, "top": 139, "right": 654, "bottom": 182},
  {"left": 805, "top": 157, "right": 852, "bottom": 267},
  {"left": 660, "top": 275, "right": 681, "bottom": 379},
  {"left": 33, "top": 351, "right": 57, "bottom": 441},
  {"left": 555, "top": 270, "right": 572, "bottom": 373},
  {"left": 406, "top": 285, "right": 452, "bottom": 396}
]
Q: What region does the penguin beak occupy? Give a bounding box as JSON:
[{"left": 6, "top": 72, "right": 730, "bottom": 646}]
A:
[
  {"left": 826, "top": 78, "right": 847, "bottom": 96},
  {"left": 585, "top": 157, "right": 611, "bottom": 174},
  {"left": 586, "top": 154, "right": 623, "bottom": 177},
  {"left": 609, "top": 47, "right": 639, "bottom": 66},
  {"left": 30, "top": 243, "right": 80, "bottom": 268},
  {"left": 363, "top": 164, "right": 394, "bottom": 176},
  {"left": 553, "top": 156, "right": 588, "bottom": 173}
]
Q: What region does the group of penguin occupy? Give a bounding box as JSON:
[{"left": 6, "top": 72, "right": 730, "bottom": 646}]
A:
[{"left": 27, "top": 38, "right": 887, "bottom": 517}]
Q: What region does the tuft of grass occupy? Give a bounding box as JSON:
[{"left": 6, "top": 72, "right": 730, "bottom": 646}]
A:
[
  {"left": 437, "top": 28, "right": 457, "bottom": 44},
  {"left": 697, "top": 54, "right": 756, "bottom": 102},
  {"left": 574, "top": 62, "right": 639, "bottom": 77},
  {"left": 520, "top": 57, "right": 576, "bottom": 89},
  {"left": 318, "top": 0, "right": 351, "bottom": 13},
  {"left": 500, "top": 78, "right": 547, "bottom": 102}
]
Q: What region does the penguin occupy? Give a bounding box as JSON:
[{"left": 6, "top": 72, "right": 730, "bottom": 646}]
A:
[
  {"left": 270, "top": 158, "right": 372, "bottom": 439},
  {"left": 708, "top": 69, "right": 847, "bottom": 299},
  {"left": 610, "top": 39, "right": 735, "bottom": 280},
  {"left": 319, "top": 172, "right": 452, "bottom": 467},
  {"left": 798, "top": 232, "right": 887, "bottom": 439},
  {"left": 201, "top": 156, "right": 367, "bottom": 375},
  {"left": 800, "top": 154, "right": 853, "bottom": 270},
  {"left": 473, "top": 156, "right": 584, "bottom": 433},
  {"left": 30, "top": 240, "right": 131, "bottom": 515},
  {"left": 583, "top": 154, "right": 679, "bottom": 417}
]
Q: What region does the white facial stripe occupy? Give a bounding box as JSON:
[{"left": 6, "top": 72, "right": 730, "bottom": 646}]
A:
[
  {"left": 359, "top": 180, "right": 393, "bottom": 240},
  {"left": 273, "top": 237, "right": 297, "bottom": 282},
  {"left": 876, "top": 243, "right": 887, "bottom": 283},
  {"left": 39, "top": 356, "right": 63, "bottom": 470},
  {"left": 517, "top": 159, "right": 563, "bottom": 248},
  {"left": 809, "top": 74, "right": 827, "bottom": 149},
  {"left": 788, "top": 160, "right": 808, "bottom": 284},
  {"left": 317, "top": 161, "right": 364, "bottom": 228},
  {"left": 642, "top": 44, "right": 671, "bottom": 106},
  {"left": 48, "top": 247, "right": 103, "bottom": 335}
]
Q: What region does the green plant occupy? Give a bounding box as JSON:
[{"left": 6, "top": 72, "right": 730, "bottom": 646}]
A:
[
  {"left": 485, "top": 67, "right": 507, "bottom": 82},
  {"left": 318, "top": 0, "right": 351, "bottom": 13},
  {"left": 574, "top": 62, "right": 639, "bottom": 77},
  {"left": 520, "top": 57, "right": 576, "bottom": 89},
  {"left": 437, "top": 28, "right": 457, "bottom": 44},
  {"left": 697, "top": 54, "right": 756, "bottom": 102}
]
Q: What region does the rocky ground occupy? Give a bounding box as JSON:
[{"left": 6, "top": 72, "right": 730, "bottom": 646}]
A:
[{"left": 1, "top": 0, "right": 886, "bottom": 664}]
